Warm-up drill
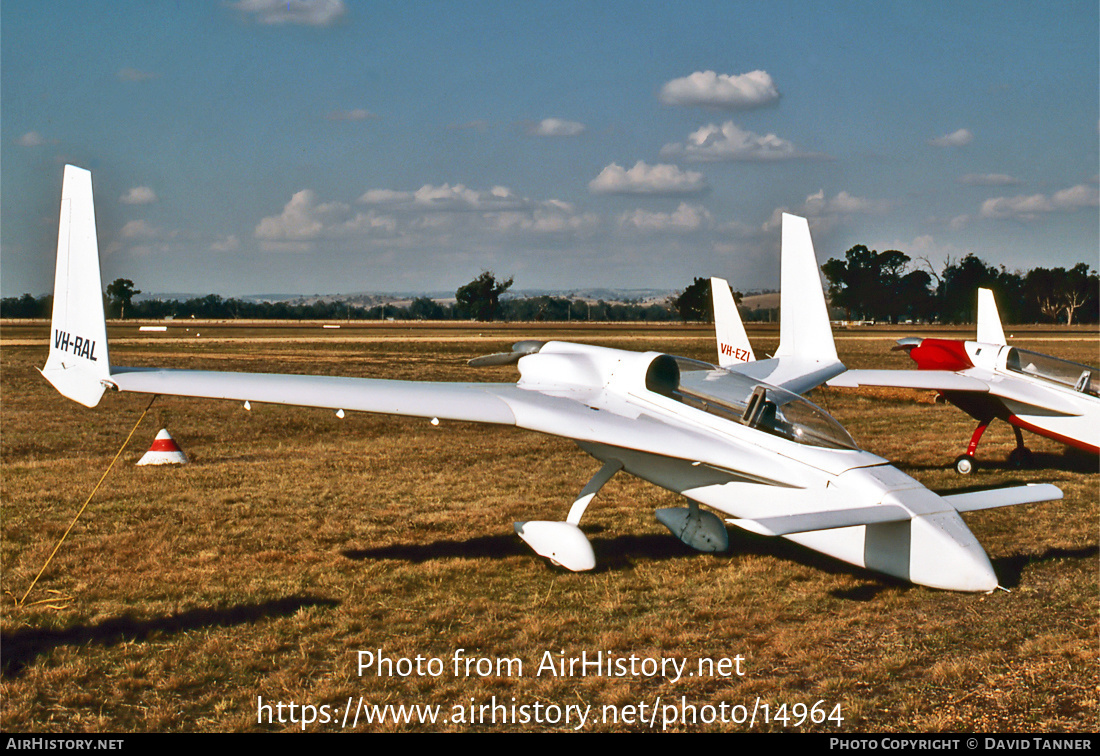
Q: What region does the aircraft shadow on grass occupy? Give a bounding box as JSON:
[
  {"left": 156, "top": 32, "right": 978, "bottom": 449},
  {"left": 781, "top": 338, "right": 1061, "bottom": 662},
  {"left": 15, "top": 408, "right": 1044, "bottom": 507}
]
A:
[
  {"left": 0, "top": 595, "right": 338, "bottom": 678},
  {"left": 890, "top": 449, "right": 1098, "bottom": 475},
  {"left": 340, "top": 528, "right": 913, "bottom": 592},
  {"left": 342, "top": 529, "right": 1100, "bottom": 597},
  {"left": 990, "top": 544, "right": 1099, "bottom": 590},
  {"left": 342, "top": 531, "right": 705, "bottom": 570}
]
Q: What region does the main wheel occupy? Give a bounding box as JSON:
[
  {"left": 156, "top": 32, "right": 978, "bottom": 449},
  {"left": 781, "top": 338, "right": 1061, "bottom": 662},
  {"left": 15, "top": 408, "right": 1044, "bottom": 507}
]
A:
[
  {"left": 954, "top": 454, "right": 976, "bottom": 475},
  {"left": 1008, "top": 446, "right": 1034, "bottom": 468}
]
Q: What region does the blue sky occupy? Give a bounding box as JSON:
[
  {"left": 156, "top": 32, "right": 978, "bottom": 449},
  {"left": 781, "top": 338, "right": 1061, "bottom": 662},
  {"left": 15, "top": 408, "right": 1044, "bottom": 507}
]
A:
[{"left": 3, "top": 0, "right": 1097, "bottom": 297}]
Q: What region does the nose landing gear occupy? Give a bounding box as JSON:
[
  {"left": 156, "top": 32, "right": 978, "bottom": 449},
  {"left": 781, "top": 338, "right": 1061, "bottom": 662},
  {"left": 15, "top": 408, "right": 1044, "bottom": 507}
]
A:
[{"left": 953, "top": 420, "right": 1032, "bottom": 475}]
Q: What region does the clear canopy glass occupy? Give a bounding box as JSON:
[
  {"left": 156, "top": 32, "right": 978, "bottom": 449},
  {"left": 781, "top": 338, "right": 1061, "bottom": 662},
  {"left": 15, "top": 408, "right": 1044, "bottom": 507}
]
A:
[
  {"left": 1005, "top": 348, "right": 1097, "bottom": 397},
  {"left": 646, "top": 355, "right": 859, "bottom": 450}
]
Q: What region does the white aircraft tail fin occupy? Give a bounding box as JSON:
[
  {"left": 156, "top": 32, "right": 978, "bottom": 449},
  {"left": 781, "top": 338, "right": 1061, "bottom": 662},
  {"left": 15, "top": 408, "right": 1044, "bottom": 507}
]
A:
[
  {"left": 40, "top": 165, "right": 112, "bottom": 407},
  {"left": 976, "top": 288, "right": 1007, "bottom": 346},
  {"left": 776, "top": 213, "right": 838, "bottom": 364},
  {"left": 711, "top": 276, "right": 754, "bottom": 367},
  {"left": 726, "top": 214, "right": 843, "bottom": 393}
]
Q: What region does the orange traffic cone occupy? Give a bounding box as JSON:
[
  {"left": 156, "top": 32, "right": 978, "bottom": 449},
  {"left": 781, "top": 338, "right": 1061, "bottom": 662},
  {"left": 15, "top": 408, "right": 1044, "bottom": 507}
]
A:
[{"left": 137, "top": 429, "right": 189, "bottom": 466}]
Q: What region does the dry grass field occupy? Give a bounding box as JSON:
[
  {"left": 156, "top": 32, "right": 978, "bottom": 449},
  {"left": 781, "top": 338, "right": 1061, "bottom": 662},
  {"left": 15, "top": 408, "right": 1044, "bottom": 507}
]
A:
[{"left": 2, "top": 320, "right": 1096, "bottom": 732}]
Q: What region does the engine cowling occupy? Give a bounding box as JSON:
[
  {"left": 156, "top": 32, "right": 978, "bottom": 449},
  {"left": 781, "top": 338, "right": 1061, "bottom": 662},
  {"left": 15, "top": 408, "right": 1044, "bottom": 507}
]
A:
[{"left": 516, "top": 341, "right": 671, "bottom": 395}]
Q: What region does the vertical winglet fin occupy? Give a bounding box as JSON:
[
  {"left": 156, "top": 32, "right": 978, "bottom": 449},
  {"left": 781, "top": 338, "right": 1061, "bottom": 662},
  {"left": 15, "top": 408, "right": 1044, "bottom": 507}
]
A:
[
  {"left": 776, "top": 213, "right": 838, "bottom": 363},
  {"left": 40, "top": 165, "right": 112, "bottom": 407},
  {"left": 711, "top": 277, "right": 754, "bottom": 367},
  {"left": 976, "top": 288, "right": 1007, "bottom": 346}
]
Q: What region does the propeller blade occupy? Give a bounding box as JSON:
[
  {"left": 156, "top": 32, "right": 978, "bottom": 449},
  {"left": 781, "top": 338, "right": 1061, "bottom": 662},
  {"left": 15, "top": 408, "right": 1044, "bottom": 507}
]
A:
[
  {"left": 467, "top": 340, "right": 545, "bottom": 367},
  {"left": 892, "top": 337, "right": 923, "bottom": 352}
]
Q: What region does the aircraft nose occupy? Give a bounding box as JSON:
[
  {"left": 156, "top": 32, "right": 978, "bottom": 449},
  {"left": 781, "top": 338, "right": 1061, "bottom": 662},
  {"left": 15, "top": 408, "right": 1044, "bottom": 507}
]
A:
[
  {"left": 876, "top": 489, "right": 999, "bottom": 592},
  {"left": 784, "top": 468, "right": 1001, "bottom": 592},
  {"left": 910, "top": 518, "right": 998, "bottom": 592}
]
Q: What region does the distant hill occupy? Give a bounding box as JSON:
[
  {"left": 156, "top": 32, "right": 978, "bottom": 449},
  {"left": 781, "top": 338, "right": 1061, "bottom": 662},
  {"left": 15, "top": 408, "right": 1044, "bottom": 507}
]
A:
[
  {"left": 137, "top": 288, "right": 689, "bottom": 307},
  {"left": 740, "top": 292, "right": 780, "bottom": 310}
]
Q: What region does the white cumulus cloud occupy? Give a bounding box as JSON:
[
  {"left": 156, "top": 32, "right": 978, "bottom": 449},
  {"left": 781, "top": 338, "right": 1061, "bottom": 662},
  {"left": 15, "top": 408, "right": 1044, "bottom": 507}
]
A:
[
  {"left": 619, "top": 203, "right": 711, "bottom": 233},
  {"left": 256, "top": 182, "right": 610, "bottom": 251},
  {"left": 255, "top": 189, "right": 400, "bottom": 242},
  {"left": 810, "top": 190, "right": 883, "bottom": 215},
  {"left": 120, "top": 219, "right": 159, "bottom": 239},
  {"left": 327, "top": 108, "right": 377, "bottom": 121},
  {"left": 527, "top": 118, "right": 586, "bottom": 137},
  {"left": 359, "top": 189, "right": 414, "bottom": 204},
  {"left": 120, "top": 186, "right": 158, "bottom": 205},
  {"left": 929, "top": 128, "right": 973, "bottom": 147},
  {"left": 412, "top": 183, "right": 529, "bottom": 211},
  {"left": 118, "top": 68, "right": 159, "bottom": 82},
  {"left": 17, "top": 131, "right": 46, "bottom": 147},
  {"left": 233, "top": 0, "right": 345, "bottom": 26},
  {"left": 588, "top": 161, "right": 706, "bottom": 195},
  {"left": 447, "top": 120, "right": 491, "bottom": 132},
  {"left": 764, "top": 190, "right": 886, "bottom": 233},
  {"left": 342, "top": 211, "right": 398, "bottom": 235},
  {"left": 1051, "top": 184, "right": 1100, "bottom": 210},
  {"left": 210, "top": 235, "right": 241, "bottom": 252},
  {"left": 488, "top": 201, "right": 599, "bottom": 234},
  {"left": 980, "top": 184, "right": 1099, "bottom": 220},
  {"left": 255, "top": 190, "right": 345, "bottom": 240},
  {"left": 659, "top": 70, "right": 779, "bottom": 109},
  {"left": 949, "top": 215, "right": 971, "bottom": 231},
  {"left": 660, "top": 122, "right": 818, "bottom": 162},
  {"left": 959, "top": 173, "right": 1020, "bottom": 186},
  {"left": 980, "top": 194, "right": 1052, "bottom": 219}
]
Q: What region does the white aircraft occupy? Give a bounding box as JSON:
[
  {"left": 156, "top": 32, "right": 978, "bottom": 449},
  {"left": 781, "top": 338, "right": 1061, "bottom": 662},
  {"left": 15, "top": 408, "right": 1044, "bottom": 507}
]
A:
[
  {"left": 42, "top": 165, "right": 1064, "bottom": 592},
  {"left": 828, "top": 289, "right": 1099, "bottom": 474}
]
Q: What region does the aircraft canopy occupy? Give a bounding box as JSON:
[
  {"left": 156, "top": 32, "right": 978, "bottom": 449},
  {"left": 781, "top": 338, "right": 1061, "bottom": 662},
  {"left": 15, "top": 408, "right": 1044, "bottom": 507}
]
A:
[
  {"left": 1006, "top": 348, "right": 1097, "bottom": 397},
  {"left": 647, "top": 355, "right": 859, "bottom": 450}
]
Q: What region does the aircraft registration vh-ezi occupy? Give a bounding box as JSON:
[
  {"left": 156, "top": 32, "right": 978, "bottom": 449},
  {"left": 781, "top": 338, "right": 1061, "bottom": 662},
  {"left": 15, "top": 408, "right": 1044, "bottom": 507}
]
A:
[{"left": 42, "top": 165, "right": 1065, "bottom": 592}]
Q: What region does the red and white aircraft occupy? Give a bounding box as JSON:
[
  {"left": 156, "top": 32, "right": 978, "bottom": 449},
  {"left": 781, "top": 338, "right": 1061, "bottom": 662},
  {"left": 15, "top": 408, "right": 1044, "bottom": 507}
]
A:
[{"left": 829, "top": 289, "right": 1099, "bottom": 474}]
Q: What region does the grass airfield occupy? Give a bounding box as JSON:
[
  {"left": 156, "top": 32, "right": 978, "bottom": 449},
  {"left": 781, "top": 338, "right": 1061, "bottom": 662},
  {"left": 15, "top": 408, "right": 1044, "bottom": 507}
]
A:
[{"left": 1, "top": 320, "right": 1096, "bottom": 733}]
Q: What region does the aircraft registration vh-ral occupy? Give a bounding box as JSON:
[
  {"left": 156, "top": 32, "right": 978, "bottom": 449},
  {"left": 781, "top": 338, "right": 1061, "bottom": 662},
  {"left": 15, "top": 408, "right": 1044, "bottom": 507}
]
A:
[{"left": 42, "top": 165, "right": 1065, "bottom": 592}]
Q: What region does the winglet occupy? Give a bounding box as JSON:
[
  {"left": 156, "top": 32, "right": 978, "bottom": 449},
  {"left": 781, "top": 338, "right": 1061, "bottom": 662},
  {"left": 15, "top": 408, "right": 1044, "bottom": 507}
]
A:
[
  {"left": 726, "top": 214, "right": 843, "bottom": 393},
  {"left": 40, "top": 165, "right": 112, "bottom": 407},
  {"left": 711, "top": 277, "right": 754, "bottom": 367},
  {"left": 976, "top": 288, "right": 1007, "bottom": 346},
  {"left": 776, "top": 214, "right": 838, "bottom": 363}
]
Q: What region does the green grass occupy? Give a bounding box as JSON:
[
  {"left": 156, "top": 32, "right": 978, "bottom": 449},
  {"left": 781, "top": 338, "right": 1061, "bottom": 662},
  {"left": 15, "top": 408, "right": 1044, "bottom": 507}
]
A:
[{"left": 1, "top": 321, "right": 1096, "bottom": 732}]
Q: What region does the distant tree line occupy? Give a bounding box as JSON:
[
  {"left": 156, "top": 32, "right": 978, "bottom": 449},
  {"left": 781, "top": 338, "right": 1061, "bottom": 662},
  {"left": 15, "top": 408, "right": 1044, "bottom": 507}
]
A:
[
  {"left": 1, "top": 272, "right": 677, "bottom": 322},
  {"left": 5, "top": 255, "right": 1097, "bottom": 324},
  {"left": 822, "top": 248, "right": 1099, "bottom": 325}
]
